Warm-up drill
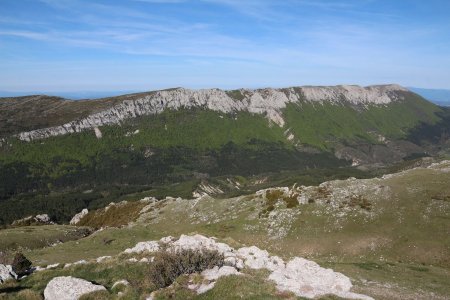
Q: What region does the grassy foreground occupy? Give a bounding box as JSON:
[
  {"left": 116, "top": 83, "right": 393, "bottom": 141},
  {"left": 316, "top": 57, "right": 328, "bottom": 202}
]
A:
[{"left": 1, "top": 161, "right": 450, "bottom": 299}]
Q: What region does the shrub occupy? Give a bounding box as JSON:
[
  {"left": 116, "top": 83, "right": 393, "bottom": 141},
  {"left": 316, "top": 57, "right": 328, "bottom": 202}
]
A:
[
  {"left": 148, "top": 249, "right": 224, "bottom": 289},
  {"left": 11, "top": 252, "right": 32, "bottom": 276}
]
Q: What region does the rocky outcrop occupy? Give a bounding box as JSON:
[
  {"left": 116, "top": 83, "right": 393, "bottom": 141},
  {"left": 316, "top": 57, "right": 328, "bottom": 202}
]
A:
[
  {"left": 16, "top": 85, "right": 408, "bottom": 141},
  {"left": 11, "top": 214, "right": 53, "bottom": 226},
  {"left": 69, "top": 209, "right": 88, "bottom": 225},
  {"left": 0, "top": 264, "right": 17, "bottom": 284},
  {"left": 269, "top": 257, "right": 372, "bottom": 299},
  {"left": 124, "top": 234, "right": 373, "bottom": 299},
  {"left": 44, "top": 276, "right": 106, "bottom": 300}
]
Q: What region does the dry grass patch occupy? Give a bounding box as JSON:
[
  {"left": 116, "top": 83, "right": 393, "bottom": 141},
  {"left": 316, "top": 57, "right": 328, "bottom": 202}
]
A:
[{"left": 77, "top": 201, "right": 148, "bottom": 228}]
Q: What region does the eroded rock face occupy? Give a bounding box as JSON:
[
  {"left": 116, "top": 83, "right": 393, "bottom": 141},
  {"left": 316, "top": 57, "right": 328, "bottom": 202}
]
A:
[
  {"left": 16, "top": 85, "right": 408, "bottom": 141},
  {"left": 0, "top": 264, "right": 17, "bottom": 284},
  {"left": 124, "top": 234, "right": 374, "bottom": 299},
  {"left": 44, "top": 276, "right": 106, "bottom": 300},
  {"left": 69, "top": 209, "right": 88, "bottom": 225}
]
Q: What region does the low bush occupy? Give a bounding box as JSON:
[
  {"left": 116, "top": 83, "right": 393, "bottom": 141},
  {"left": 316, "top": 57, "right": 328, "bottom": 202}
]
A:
[{"left": 148, "top": 249, "right": 224, "bottom": 289}]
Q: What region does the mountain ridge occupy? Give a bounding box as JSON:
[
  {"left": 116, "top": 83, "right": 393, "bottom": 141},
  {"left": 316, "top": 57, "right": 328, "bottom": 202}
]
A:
[{"left": 3, "top": 84, "right": 413, "bottom": 141}]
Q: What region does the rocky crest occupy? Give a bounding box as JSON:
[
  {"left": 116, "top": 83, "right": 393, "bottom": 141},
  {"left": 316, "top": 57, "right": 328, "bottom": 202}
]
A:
[{"left": 16, "top": 84, "right": 408, "bottom": 141}]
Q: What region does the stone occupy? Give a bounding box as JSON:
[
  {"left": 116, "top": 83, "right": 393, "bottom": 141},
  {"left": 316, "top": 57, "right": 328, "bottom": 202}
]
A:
[
  {"left": 35, "top": 214, "right": 50, "bottom": 223},
  {"left": 268, "top": 257, "right": 374, "bottom": 300},
  {"left": 201, "top": 266, "right": 241, "bottom": 281},
  {"left": 236, "top": 246, "right": 284, "bottom": 271},
  {"left": 96, "top": 256, "right": 111, "bottom": 263},
  {"left": 112, "top": 279, "right": 130, "bottom": 289},
  {"left": 123, "top": 241, "right": 160, "bottom": 254},
  {"left": 70, "top": 209, "right": 88, "bottom": 225},
  {"left": 44, "top": 276, "right": 106, "bottom": 300},
  {"left": 170, "top": 234, "right": 234, "bottom": 256},
  {"left": 0, "top": 264, "right": 17, "bottom": 284},
  {"left": 46, "top": 263, "right": 60, "bottom": 269}
]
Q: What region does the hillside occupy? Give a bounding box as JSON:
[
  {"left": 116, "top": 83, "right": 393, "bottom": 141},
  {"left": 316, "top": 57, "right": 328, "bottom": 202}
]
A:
[
  {"left": 0, "top": 84, "right": 449, "bottom": 225},
  {"left": 1, "top": 160, "right": 449, "bottom": 299}
]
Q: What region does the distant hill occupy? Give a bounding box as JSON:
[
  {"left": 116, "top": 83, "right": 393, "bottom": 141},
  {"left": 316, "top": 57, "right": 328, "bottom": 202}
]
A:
[
  {"left": 0, "top": 90, "right": 138, "bottom": 100},
  {"left": 409, "top": 87, "right": 450, "bottom": 106}
]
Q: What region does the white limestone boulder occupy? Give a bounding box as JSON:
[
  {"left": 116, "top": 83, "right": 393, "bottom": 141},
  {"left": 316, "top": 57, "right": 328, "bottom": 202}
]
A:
[
  {"left": 0, "top": 264, "right": 17, "bottom": 284},
  {"left": 237, "top": 246, "right": 284, "bottom": 271},
  {"left": 201, "top": 265, "right": 241, "bottom": 281},
  {"left": 70, "top": 209, "right": 88, "bottom": 225},
  {"left": 123, "top": 241, "right": 160, "bottom": 254},
  {"left": 44, "top": 276, "right": 106, "bottom": 300},
  {"left": 268, "top": 257, "right": 373, "bottom": 300}
]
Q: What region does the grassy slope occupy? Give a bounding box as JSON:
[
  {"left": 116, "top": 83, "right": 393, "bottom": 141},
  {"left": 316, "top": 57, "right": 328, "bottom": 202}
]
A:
[{"left": 284, "top": 93, "right": 441, "bottom": 149}]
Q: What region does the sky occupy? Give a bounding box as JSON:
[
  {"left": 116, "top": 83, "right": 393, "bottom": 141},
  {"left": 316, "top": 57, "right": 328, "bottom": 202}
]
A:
[{"left": 1, "top": 0, "right": 450, "bottom": 93}]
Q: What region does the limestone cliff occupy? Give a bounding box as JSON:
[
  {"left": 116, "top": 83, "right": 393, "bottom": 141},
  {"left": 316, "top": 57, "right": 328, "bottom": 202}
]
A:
[{"left": 16, "top": 84, "right": 408, "bottom": 141}]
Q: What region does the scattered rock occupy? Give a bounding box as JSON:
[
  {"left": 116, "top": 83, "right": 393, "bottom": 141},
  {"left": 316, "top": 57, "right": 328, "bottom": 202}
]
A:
[
  {"left": 126, "top": 234, "right": 373, "bottom": 299},
  {"left": 44, "top": 276, "right": 106, "bottom": 300},
  {"left": 70, "top": 209, "right": 88, "bottom": 225}
]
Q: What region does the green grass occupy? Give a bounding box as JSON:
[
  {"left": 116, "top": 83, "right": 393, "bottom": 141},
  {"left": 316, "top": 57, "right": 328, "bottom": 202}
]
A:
[
  {"left": 0, "top": 225, "right": 92, "bottom": 257},
  {"left": 283, "top": 94, "right": 441, "bottom": 149}
]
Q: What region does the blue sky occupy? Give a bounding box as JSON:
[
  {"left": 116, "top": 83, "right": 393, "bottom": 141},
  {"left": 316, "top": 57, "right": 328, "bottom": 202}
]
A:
[{"left": 1, "top": 0, "right": 450, "bottom": 92}]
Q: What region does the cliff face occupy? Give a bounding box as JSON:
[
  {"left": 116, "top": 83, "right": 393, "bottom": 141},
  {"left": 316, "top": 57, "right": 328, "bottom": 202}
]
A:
[{"left": 14, "top": 84, "right": 409, "bottom": 141}]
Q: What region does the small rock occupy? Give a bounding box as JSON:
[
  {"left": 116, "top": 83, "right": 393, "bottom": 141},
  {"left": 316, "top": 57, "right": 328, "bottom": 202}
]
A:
[
  {"left": 112, "top": 279, "right": 130, "bottom": 289},
  {"left": 46, "top": 263, "right": 60, "bottom": 269},
  {"left": 96, "top": 256, "right": 111, "bottom": 263}
]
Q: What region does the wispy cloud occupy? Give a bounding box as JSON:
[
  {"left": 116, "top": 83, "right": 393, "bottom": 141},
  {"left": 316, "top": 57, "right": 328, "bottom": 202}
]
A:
[{"left": 1, "top": 0, "right": 449, "bottom": 90}]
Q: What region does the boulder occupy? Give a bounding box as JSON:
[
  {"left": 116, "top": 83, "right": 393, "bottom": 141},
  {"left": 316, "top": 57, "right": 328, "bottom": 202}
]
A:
[
  {"left": 0, "top": 264, "right": 17, "bottom": 284},
  {"left": 112, "top": 279, "right": 130, "bottom": 289},
  {"left": 123, "top": 241, "right": 159, "bottom": 254},
  {"left": 201, "top": 265, "right": 241, "bottom": 281},
  {"left": 44, "top": 276, "right": 106, "bottom": 300},
  {"left": 268, "top": 257, "right": 373, "bottom": 300},
  {"left": 70, "top": 209, "right": 88, "bottom": 225},
  {"left": 237, "top": 246, "right": 284, "bottom": 271}
]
